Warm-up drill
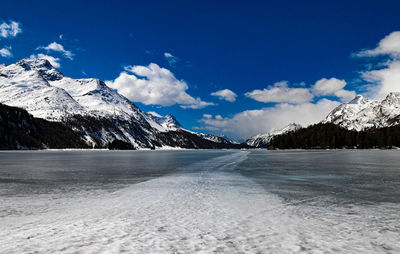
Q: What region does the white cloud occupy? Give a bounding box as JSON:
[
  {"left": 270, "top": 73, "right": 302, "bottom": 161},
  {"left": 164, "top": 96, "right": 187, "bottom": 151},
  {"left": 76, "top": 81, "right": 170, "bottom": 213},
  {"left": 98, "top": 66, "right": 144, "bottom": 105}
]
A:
[
  {"left": 203, "top": 114, "right": 212, "bottom": 119},
  {"left": 245, "top": 81, "right": 313, "bottom": 104},
  {"left": 211, "top": 89, "right": 237, "bottom": 102},
  {"left": 0, "top": 46, "right": 12, "bottom": 58},
  {"left": 313, "top": 78, "right": 346, "bottom": 95},
  {"left": 164, "top": 52, "right": 178, "bottom": 66},
  {"left": 38, "top": 42, "right": 74, "bottom": 60},
  {"left": 180, "top": 98, "right": 215, "bottom": 109},
  {"left": 312, "top": 78, "right": 356, "bottom": 102},
  {"left": 334, "top": 89, "right": 357, "bottom": 102},
  {"left": 355, "top": 31, "right": 400, "bottom": 57},
  {"left": 355, "top": 31, "right": 400, "bottom": 99},
  {"left": 198, "top": 99, "right": 340, "bottom": 139},
  {"left": 0, "top": 21, "right": 22, "bottom": 38},
  {"left": 362, "top": 60, "right": 400, "bottom": 98},
  {"left": 225, "top": 77, "right": 355, "bottom": 138},
  {"left": 30, "top": 54, "right": 61, "bottom": 68},
  {"left": 105, "top": 63, "right": 214, "bottom": 109}
]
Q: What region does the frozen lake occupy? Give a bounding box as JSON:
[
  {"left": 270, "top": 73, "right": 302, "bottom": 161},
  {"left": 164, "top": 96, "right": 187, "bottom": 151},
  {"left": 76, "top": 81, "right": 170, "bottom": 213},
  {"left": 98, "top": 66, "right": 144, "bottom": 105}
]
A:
[{"left": 0, "top": 150, "right": 399, "bottom": 253}]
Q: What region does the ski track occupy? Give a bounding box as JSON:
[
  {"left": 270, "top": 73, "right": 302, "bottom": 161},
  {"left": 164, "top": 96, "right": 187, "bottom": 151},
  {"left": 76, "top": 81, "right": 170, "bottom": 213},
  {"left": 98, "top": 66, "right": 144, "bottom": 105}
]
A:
[{"left": 1, "top": 151, "right": 400, "bottom": 253}]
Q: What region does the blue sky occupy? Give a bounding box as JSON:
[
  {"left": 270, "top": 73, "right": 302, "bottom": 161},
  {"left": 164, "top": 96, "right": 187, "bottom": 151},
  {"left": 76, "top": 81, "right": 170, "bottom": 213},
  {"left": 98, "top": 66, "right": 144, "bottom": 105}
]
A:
[{"left": 1, "top": 0, "right": 400, "bottom": 139}]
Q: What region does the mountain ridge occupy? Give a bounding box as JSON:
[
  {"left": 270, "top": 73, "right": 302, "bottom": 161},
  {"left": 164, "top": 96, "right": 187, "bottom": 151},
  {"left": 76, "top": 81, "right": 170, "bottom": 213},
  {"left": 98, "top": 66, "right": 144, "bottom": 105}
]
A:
[
  {"left": 0, "top": 59, "right": 238, "bottom": 149},
  {"left": 3, "top": 59, "right": 400, "bottom": 150},
  {"left": 245, "top": 123, "right": 302, "bottom": 147},
  {"left": 246, "top": 93, "right": 400, "bottom": 148},
  {"left": 323, "top": 93, "right": 400, "bottom": 131}
]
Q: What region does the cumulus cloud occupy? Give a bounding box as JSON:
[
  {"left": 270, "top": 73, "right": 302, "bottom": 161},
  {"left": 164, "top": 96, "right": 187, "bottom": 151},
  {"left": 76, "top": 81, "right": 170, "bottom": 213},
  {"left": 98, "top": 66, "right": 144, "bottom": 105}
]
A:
[
  {"left": 105, "top": 63, "right": 214, "bottom": 109},
  {"left": 164, "top": 52, "right": 178, "bottom": 66},
  {"left": 334, "top": 89, "right": 357, "bottom": 102},
  {"left": 228, "top": 77, "right": 355, "bottom": 137},
  {"left": 312, "top": 78, "right": 356, "bottom": 102},
  {"left": 203, "top": 114, "right": 212, "bottom": 119},
  {"left": 355, "top": 31, "right": 400, "bottom": 99},
  {"left": 0, "top": 21, "right": 22, "bottom": 38},
  {"left": 37, "top": 42, "right": 74, "bottom": 60},
  {"left": 30, "top": 54, "right": 61, "bottom": 68},
  {"left": 198, "top": 32, "right": 400, "bottom": 138},
  {"left": 180, "top": 98, "right": 215, "bottom": 109},
  {"left": 245, "top": 81, "right": 313, "bottom": 104},
  {"left": 198, "top": 99, "right": 340, "bottom": 139},
  {"left": 355, "top": 31, "right": 400, "bottom": 57},
  {"left": 0, "top": 46, "right": 12, "bottom": 58},
  {"left": 313, "top": 78, "right": 346, "bottom": 95},
  {"left": 211, "top": 89, "right": 237, "bottom": 102},
  {"left": 362, "top": 60, "right": 400, "bottom": 98}
]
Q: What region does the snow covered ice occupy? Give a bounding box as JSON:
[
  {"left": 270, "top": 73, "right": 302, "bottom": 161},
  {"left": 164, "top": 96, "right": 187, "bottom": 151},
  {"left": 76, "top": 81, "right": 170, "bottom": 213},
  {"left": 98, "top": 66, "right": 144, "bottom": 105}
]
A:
[{"left": 1, "top": 150, "right": 399, "bottom": 253}]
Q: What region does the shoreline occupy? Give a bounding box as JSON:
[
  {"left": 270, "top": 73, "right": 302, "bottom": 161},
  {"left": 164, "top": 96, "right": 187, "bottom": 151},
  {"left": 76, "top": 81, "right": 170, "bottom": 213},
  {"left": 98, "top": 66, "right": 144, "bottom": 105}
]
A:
[{"left": 1, "top": 147, "right": 400, "bottom": 152}]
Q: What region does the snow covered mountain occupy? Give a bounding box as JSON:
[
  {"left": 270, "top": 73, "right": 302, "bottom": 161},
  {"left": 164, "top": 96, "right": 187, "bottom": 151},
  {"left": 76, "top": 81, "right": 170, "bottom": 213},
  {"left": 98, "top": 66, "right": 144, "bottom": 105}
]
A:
[
  {"left": 0, "top": 59, "right": 236, "bottom": 149},
  {"left": 145, "top": 112, "right": 183, "bottom": 132},
  {"left": 323, "top": 93, "right": 400, "bottom": 131},
  {"left": 246, "top": 123, "right": 302, "bottom": 147},
  {"left": 245, "top": 93, "right": 400, "bottom": 148}
]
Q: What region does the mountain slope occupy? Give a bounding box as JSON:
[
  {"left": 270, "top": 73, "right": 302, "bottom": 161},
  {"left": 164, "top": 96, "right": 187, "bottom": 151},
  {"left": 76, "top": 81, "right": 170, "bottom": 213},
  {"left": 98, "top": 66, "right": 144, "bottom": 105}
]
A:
[
  {"left": 324, "top": 93, "right": 400, "bottom": 131},
  {"left": 0, "top": 103, "right": 89, "bottom": 149},
  {"left": 0, "top": 59, "right": 237, "bottom": 149},
  {"left": 0, "top": 60, "right": 86, "bottom": 120},
  {"left": 268, "top": 93, "right": 400, "bottom": 149},
  {"left": 246, "top": 123, "right": 302, "bottom": 147}
]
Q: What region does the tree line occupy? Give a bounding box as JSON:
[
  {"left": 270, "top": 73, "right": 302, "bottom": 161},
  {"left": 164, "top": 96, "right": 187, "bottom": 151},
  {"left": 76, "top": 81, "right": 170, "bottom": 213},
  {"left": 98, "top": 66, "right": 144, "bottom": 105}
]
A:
[{"left": 270, "top": 123, "right": 400, "bottom": 149}]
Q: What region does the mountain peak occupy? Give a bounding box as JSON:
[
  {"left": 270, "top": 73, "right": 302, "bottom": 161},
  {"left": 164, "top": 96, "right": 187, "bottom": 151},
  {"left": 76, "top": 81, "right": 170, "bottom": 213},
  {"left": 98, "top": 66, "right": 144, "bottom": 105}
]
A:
[
  {"left": 348, "top": 95, "right": 368, "bottom": 105},
  {"left": 16, "top": 58, "right": 64, "bottom": 81},
  {"left": 324, "top": 92, "right": 400, "bottom": 131},
  {"left": 385, "top": 92, "right": 400, "bottom": 100},
  {"left": 17, "top": 58, "right": 53, "bottom": 69},
  {"left": 0, "top": 59, "right": 237, "bottom": 149},
  {"left": 380, "top": 92, "right": 400, "bottom": 107},
  {"left": 165, "top": 114, "right": 177, "bottom": 121},
  {"left": 166, "top": 114, "right": 182, "bottom": 128},
  {"left": 285, "top": 123, "right": 302, "bottom": 129},
  {"left": 246, "top": 123, "right": 302, "bottom": 147}
]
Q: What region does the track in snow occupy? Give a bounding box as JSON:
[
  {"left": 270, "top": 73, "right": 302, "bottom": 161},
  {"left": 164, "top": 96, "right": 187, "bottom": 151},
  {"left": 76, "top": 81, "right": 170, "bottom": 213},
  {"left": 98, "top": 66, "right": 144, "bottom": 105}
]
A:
[{"left": 1, "top": 151, "right": 399, "bottom": 253}]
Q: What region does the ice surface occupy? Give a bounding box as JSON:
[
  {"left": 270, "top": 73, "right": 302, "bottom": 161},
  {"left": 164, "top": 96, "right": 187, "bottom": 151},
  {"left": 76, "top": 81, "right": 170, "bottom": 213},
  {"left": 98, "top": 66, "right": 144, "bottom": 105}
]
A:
[{"left": 1, "top": 151, "right": 399, "bottom": 253}]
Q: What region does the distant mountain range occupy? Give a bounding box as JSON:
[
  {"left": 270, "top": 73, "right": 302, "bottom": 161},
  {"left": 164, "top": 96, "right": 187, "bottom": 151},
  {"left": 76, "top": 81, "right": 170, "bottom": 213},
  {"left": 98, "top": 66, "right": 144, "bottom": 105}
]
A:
[
  {"left": 0, "top": 59, "right": 240, "bottom": 149},
  {"left": 323, "top": 93, "right": 400, "bottom": 131},
  {"left": 245, "top": 123, "right": 302, "bottom": 147},
  {"left": 2, "top": 59, "right": 400, "bottom": 150},
  {"left": 247, "top": 93, "right": 400, "bottom": 148}
]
